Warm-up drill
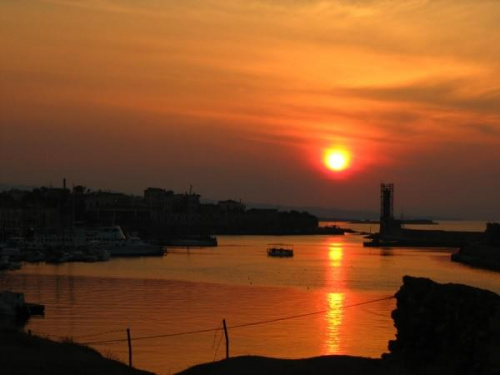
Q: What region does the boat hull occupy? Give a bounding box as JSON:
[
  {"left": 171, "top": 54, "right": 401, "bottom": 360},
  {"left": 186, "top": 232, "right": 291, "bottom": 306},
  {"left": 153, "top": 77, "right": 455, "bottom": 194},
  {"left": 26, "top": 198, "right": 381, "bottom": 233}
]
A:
[
  {"left": 107, "top": 245, "right": 165, "bottom": 257},
  {"left": 267, "top": 249, "right": 294, "bottom": 257},
  {"left": 166, "top": 236, "right": 217, "bottom": 247}
]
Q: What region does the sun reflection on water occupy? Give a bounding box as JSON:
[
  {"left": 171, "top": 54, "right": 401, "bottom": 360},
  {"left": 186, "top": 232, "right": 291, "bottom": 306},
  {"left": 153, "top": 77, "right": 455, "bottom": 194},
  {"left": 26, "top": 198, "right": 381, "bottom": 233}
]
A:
[
  {"left": 328, "top": 244, "right": 343, "bottom": 267},
  {"left": 323, "top": 242, "right": 346, "bottom": 354},
  {"left": 325, "top": 292, "right": 345, "bottom": 353}
]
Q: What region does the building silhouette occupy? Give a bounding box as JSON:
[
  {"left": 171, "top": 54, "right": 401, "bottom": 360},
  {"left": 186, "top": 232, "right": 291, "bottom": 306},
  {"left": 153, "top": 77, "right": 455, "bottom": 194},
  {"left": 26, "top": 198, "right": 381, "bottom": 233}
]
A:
[{"left": 0, "top": 182, "right": 318, "bottom": 240}]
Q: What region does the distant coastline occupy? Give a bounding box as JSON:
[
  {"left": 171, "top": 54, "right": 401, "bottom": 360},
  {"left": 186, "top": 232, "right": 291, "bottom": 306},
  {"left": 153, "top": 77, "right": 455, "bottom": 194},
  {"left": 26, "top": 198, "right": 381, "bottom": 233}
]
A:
[
  {"left": 319, "top": 218, "right": 438, "bottom": 225},
  {"left": 348, "top": 219, "right": 438, "bottom": 225}
]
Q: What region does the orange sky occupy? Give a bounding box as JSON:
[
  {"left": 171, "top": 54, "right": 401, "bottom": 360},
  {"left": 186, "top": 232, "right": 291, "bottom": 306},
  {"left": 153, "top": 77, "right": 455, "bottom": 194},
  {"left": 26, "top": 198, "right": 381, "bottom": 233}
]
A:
[{"left": 1, "top": 0, "right": 500, "bottom": 219}]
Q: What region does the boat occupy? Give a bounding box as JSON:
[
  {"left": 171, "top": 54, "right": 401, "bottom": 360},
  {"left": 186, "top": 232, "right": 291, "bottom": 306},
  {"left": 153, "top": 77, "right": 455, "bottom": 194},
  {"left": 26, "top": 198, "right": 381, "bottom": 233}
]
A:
[
  {"left": 0, "top": 256, "right": 11, "bottom": 270},
  {"left": 0, "top": 240, "right": 21, "bottom": 259},
  {"left": 267, "top": 244, "right": 294, "bottom": 257},
  {"left": 8, "top": 260, "right": 21, "bottom": 270},
  {"left": 0, "top": 240, "right": 24, "bottom": 270},
  {"left": 166, "top": 235, "right": 218, "bottom": 247},
  {"left": 23, "top": 226, "right": 128, "bottom": 251},
  {"left": 24, "top": 251, "right": 46, "bottom": 263},
  {"left": 102, "top": 235, "right": 165, "bottom": 257},
  {"left": 45, "top": 251, "right": 70, "bottom": 264},
  {"left": 23, "top": 226, "right": 164, "bottom": 258}
]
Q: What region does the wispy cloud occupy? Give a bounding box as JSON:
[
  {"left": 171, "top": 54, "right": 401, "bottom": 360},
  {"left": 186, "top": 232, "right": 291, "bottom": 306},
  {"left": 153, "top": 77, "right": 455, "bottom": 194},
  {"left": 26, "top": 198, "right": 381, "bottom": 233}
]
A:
[{"left": 330, "top": 79, "right": 500, "bottom": 115}]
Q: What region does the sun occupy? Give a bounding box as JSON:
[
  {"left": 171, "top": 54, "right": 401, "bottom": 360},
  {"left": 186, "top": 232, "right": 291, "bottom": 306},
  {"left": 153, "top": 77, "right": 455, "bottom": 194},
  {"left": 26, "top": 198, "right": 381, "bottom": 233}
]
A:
[{"left": 324, "top": 149, "right": 351, "bottom": 172}]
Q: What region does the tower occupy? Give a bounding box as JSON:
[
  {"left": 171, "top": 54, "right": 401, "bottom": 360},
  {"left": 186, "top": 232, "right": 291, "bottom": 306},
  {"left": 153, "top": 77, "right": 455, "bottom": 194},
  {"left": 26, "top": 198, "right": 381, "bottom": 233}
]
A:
[
  {"left": 380, "top": 183, "right": 400, "bottom": 236},
  {"left": 380, "top": 183, "right": 394, "bottom": 221}
]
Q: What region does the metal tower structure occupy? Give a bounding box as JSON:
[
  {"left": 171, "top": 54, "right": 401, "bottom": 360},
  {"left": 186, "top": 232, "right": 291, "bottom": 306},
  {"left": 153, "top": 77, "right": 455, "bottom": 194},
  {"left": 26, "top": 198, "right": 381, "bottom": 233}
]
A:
[{"left": 380, "top": 183, "right": 394, "bottom": 220}]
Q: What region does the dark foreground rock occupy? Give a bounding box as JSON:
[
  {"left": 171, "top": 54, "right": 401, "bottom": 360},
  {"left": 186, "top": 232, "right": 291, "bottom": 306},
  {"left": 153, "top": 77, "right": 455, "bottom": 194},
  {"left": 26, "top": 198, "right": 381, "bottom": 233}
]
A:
[
  {"left": 387, "top": 276, "right": 500, "bottom": 375},
  {"left": 176, "top": 355, "right": 391, "bottom": 375},
  {"left": 0, "top": 329, "right": 154, "bottom": 375}
]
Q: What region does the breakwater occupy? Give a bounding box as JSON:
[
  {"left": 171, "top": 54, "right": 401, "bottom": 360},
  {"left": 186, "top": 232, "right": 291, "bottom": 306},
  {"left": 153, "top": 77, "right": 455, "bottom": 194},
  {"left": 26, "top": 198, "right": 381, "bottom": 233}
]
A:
[{"left": 452, "top": 223, "right": 500, "bottom": 271}]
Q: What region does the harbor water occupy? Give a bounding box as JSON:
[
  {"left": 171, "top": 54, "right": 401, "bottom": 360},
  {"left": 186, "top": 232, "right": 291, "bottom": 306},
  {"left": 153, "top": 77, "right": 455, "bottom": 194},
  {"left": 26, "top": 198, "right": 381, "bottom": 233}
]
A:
[{"left": 1, "top": 221, "right": 500, "bottom": 374}]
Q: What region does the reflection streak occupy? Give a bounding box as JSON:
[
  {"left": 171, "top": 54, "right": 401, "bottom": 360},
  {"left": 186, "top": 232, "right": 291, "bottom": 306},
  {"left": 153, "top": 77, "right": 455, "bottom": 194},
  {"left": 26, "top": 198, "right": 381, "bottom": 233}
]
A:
[
  {"left": 324, "top": 242, "right": 346, "bottom": 354},
  {"left": 325, "top": 292, "right": 345, "bottom": 353}
]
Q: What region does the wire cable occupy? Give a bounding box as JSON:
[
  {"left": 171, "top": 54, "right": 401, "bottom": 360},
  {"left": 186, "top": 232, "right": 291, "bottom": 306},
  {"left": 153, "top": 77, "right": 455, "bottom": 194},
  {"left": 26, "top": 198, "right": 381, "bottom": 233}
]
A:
[
  {"left": 73, "top": 329, "right": 125, "bottom": 339},
  {"left": 213, "top": 330, "right": 224, "bottom": 362},
  {"left": 82, "top": 325, "right": 223, "bottom": 345},
  {"left": 211, "top": 322, "right": 222, "bottom": 349},
  {"left": 81, "top": 295, "right": 394, "bottom": 346},
  {"left": 227, "top": 295, "right": 394, "bottom": 330}
]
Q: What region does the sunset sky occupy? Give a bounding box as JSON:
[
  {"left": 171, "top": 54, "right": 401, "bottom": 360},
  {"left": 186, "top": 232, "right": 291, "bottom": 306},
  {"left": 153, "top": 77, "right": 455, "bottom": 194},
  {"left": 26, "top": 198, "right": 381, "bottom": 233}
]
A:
[{"left": 1, "top": 0, "right": 500, "bottom": 219}]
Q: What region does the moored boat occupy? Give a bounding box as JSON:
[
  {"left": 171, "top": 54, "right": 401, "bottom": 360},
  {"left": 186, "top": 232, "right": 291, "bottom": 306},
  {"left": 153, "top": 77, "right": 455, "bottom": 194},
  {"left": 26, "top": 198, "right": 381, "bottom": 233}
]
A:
[
  {"left": 22, "top": 226, "right": 164, "bottom": 258},
  {"left": 166, "top": 235, "right": 217, "bottom": 247},
  {"left": 104, "top": 236, "right": 165, "bottom": 257},
  {"left": 0, "top": 256, "right": 11, "bottom": 270},
  {"left": 0, "top": 240, "right": 21, "bottom": 259},
  {"left": 0, "top": 255, "right": 22, "bottom": 271}
]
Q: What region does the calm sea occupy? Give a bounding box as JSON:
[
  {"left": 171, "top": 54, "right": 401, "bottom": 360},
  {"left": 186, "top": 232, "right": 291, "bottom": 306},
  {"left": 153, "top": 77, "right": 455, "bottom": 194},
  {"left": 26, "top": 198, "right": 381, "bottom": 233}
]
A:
[{"left": 2, "top": 221, "right": 500, "bottom": 374}]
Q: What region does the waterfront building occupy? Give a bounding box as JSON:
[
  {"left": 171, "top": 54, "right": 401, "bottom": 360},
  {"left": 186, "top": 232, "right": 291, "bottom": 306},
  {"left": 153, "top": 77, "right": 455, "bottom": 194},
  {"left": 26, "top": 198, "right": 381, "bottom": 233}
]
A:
[{"left": 0, "top": 183, "right": 319, "bottom": 239}]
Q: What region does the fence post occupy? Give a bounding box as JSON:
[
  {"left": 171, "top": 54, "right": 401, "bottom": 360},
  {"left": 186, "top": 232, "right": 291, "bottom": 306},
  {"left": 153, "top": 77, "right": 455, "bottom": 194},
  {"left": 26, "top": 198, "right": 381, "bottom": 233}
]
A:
[
  {"left": 127, "top": 328, "right": 132, "bottom": 367},
  {"left": 222, "top": 319, "right": 229, "bottom": 359}
]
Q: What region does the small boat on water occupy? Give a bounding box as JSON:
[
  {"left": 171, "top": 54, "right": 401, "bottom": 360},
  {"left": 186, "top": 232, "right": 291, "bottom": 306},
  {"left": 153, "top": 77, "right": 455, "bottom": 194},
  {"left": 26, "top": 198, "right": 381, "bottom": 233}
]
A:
[{"left": 267, "top": 244, "right": 294, "bottom": 257}]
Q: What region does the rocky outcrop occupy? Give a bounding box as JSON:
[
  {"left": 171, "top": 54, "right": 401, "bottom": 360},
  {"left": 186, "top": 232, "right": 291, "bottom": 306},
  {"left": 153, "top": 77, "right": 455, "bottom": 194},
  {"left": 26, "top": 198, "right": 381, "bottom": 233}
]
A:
[{"left": 387, "top": 276, "right": 500, "bottom": 375}]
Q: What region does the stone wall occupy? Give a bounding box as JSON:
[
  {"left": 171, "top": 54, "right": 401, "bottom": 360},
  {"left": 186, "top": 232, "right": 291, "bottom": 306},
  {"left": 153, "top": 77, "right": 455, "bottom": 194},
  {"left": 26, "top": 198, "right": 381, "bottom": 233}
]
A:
[{"left": 387, "top": 276, "right": 500, "bottom": 375}]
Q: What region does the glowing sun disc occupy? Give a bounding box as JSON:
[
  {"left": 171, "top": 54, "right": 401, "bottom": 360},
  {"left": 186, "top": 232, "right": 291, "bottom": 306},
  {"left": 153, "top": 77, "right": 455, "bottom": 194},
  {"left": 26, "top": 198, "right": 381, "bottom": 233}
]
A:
[{"left": 325, "top": 150, "right": 350, "bottom": 172}]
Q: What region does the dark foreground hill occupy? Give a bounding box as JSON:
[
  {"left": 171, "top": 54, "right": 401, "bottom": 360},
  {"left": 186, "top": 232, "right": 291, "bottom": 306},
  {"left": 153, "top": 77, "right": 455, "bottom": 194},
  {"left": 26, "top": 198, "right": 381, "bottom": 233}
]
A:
[
  {"left": 0, "top": 329, "right": 154, "bottom": 375},
  {"left": 176, "top": 355, "right": 395, "bottom": 375}
]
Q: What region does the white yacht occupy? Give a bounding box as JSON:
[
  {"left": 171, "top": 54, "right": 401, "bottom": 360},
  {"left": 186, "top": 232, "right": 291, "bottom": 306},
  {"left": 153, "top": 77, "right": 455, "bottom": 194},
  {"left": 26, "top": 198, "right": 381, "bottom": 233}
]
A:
[
  {"left": 103, "top": 235, "right": 165, "bottom": 257},
  {"left": 24, "top": 226, "right": 165, "bottom": 257}
]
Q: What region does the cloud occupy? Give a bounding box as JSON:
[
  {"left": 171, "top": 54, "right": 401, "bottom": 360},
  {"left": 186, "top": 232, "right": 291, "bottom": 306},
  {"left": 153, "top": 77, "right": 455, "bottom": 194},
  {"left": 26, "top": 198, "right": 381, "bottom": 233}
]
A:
[
  {"left": 330, "top": 79, "right": 500, "bottom": 115},
  {"left": 3, "top": 0, "right": 500, "bottom": 217}
]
